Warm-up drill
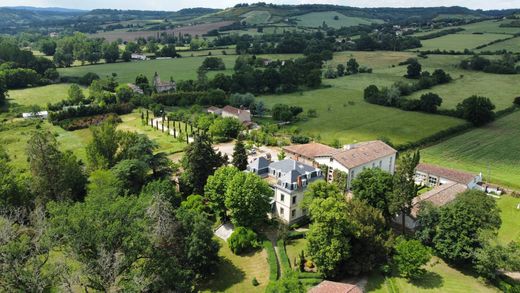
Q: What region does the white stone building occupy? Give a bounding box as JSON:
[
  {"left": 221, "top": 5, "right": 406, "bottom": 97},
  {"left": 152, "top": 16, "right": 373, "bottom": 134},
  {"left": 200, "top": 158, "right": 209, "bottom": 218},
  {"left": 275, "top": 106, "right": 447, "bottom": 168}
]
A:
[{"left": 247, "top": 157, "right": 323, "bottom": 224}]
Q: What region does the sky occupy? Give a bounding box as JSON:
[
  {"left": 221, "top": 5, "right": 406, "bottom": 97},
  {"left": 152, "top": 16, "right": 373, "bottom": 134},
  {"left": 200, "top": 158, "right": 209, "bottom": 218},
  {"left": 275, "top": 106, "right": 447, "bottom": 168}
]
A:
[{"left": 0, "top": 0, "right": 518, "bottom": 11}]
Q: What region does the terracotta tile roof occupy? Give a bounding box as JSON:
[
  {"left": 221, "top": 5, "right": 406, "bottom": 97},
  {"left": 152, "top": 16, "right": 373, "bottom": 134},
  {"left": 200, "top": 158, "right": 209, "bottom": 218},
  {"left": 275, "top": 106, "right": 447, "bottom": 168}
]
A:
[
  {"left": 283, "top": 142, "right": 337, "bottom": 159},
  {"left": 222, "top": 105, "right": 242, "bottom": 116},
  {"left": 411, "top": 182, "right": 467, "bottom": 217},
  {"left": 332, "top": 140, "right": 397, "bottom": 169},
  {"left": 416, "top": 163, "right": 476, "bottom": 185},
  {"left": 309, "top": 281, "right": 363, "bottom": 293}
]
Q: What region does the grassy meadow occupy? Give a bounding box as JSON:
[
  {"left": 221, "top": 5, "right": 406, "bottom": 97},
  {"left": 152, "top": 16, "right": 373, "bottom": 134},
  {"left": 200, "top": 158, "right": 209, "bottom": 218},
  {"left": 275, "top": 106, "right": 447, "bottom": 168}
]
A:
[
  {"left": 7, "top": 84, "right": 87, "bottom": 108},
  {"left": 477, "top": 36, "right": 520, "bottom": 53},
  {"left": 421, "top": 110, "right": 520, "bottom": 189},
  {"left": 241, "top": 10, "right": 272, "bottom": 25},
  {"left": 418, "top": 33, "right": 508, "bottom": 51},
  {"left": 295, "top": 11, "right": 384, "bottom": 29}
]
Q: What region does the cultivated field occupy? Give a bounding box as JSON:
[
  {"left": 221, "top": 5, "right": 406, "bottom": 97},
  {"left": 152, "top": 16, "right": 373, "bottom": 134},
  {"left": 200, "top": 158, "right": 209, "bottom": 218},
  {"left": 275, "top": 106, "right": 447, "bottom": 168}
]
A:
[
  {"left": 295, "top": 11, "right": 384, "bottom": 28},
  {"left": 91, "top": 21, "right": 235, "bottom": 42},
  {"left": 421, "top": 110, "right": 520, "bottom": 189},
  {"left": 418, "top": 33, "right": 508, "bottom": 51},
  {"left": 7, "top": 83, "right": 87, "bottom": 108},
  {"left": 241, "top": 10, "right": 272, "bottom": 25}
]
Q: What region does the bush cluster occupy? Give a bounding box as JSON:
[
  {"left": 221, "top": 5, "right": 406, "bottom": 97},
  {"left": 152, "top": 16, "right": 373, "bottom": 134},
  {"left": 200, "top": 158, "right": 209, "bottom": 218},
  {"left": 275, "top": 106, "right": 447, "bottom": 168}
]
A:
[{"left": 227, "top": 227, "right": 260, "bottom": 255}]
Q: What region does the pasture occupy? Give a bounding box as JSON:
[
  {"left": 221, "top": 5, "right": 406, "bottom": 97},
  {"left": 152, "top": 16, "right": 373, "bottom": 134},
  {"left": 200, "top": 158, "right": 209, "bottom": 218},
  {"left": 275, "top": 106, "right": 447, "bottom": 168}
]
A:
[
  {"left": 418, "top": 33, "right": 508, "bottom": 51},
  {"left": 367, "top": 257, "right": 499, "bottom": 293},
  {"left": 58, "top": 56, "right": 237, "bottom": 83},
  {"left": 295, "top": 11, "right": 384, "bottom": 29},
  {"left": 7, "top": 84, "right": 87, "bottom": 108},
  {"left": 421, "top": 110, "right": 520, "bottom": 189},
  {"left": 258, "top": 77, "right": 465, "bottom": 147},
  {"left": 459, "top": 19, "right": 520, "bottom": 35},
  {"left": 477, "top": 36, "right": 520, "bottom": 53}
]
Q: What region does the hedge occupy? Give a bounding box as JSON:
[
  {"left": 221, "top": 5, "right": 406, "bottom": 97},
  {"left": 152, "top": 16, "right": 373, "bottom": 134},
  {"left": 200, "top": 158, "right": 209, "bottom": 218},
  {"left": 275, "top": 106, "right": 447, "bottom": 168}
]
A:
[
  {"left": 153, "top": 90, "right": 226, "bottom": 107},
  {"left": 287, "top": 231, "right": 306, "bottom": 240},
  {"left": 263, "top": 240, "right": 279, "bottom": 281},
  {"left": 49, "top": 103, "right": 134, "bottom": 124},
  {"left": 298, "top": 272, "right": 323, "bottom": 279},
  {"left": 277, "top": 239, "right": 291, "bottom": 273},
  {"left": 396, "top": 122, "right": 473, "bottom": 151},
  {"left": 299, "top": 278, "right": 323, "bottom": 286}
]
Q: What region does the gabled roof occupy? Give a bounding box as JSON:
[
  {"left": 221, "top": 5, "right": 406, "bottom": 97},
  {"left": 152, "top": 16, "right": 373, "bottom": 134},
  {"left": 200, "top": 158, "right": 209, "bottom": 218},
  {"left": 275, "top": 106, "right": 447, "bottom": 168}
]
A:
[
  {"left": 416, "top": 163, "right": 477, "bottom": 185},
  {"left": 332, "top": 140, "right": 397, "bottom": 169},
  {"left": 222, "top": 105, "right": 248, "bottom": 116},
  {"left": 283, "top": 142, "right": 337, "bottom": 159},
  {"left": 411, "top": 182, "right": 467, "bottom": 217},
  {"left": 207, "top": 106, "right": 221, "bottom": 112},
  {"left": 309, "top": 281, "right": 362, "bottom": 293}
]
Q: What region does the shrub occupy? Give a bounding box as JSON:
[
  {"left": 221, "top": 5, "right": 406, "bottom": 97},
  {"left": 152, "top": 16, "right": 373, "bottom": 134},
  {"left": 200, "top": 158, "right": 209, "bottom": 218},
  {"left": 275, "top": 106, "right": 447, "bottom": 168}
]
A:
[
  {"left": 514, "top": 97, "right": 520, "bottom": 106},
  {"left": 228, "top": 227, "right": 259, "bottom": 254},
  {"left": 79, "top": 72, "right": 100, "bottom": 86},
  {"left": 287, "top": 231, "right": 306, "bottom": 240},
  {"left": 252, "top": 277, "right": 259, "bottom": 286},
  {"left": 291, "top": 135, "right": 310, "bottom": 144}
]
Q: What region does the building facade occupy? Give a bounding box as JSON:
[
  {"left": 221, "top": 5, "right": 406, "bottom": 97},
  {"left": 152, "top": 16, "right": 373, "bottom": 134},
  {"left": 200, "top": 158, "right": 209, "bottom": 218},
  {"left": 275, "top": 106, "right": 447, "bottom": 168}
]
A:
[{"left": 247, "top": 158, "right": 323, "bottom": 224}]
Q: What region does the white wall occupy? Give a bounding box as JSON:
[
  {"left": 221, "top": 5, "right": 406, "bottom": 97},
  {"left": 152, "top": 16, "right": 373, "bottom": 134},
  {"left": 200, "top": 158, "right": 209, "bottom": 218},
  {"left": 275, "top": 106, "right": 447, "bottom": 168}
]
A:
[{"left": 273, "top": 188, "right": 306, "bottom": 224}]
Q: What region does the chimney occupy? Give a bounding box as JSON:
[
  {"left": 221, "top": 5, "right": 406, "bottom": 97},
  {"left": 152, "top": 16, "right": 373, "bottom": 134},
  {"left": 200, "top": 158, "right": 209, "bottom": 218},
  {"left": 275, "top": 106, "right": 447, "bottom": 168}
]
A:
[{"left": 344, "top": 144, "right": 353, "bottom": 150}]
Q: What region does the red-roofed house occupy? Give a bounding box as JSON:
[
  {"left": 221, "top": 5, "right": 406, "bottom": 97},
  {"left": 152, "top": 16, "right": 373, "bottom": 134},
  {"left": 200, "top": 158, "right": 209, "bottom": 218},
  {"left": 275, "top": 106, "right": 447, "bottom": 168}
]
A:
[
  {"left": 221, "top": 105, "right": 251, "bottom": 123},
  {"left": 309, "top": 281, "right": 363, "bottom": 293}
]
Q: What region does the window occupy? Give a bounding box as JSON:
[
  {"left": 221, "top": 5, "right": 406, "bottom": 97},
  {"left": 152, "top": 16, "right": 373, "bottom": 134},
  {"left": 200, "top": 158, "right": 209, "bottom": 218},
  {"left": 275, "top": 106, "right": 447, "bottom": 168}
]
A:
[
  {"left": 428, "top": 176, "right": 438, "bottom": 186},
  {"left": 280, "top": 207, "right": 284, "bottom": 216},
  {"left": 292, "top": 196, "right": 297, "bottom": 204},
  {"left": 280, "top": 193, "right": 285, "bottom": 202},
  {"left": 389, "top": 157, "right": 393, "bottom": 171},
  {"left": 291, "top": 209, "right": 296, "bottom": 218},
  {"left": 372, "top": 162, "right": 375, "bottom": 168},
  {"left": 379, "top": 160, "right": 382, "bottom": 168}
]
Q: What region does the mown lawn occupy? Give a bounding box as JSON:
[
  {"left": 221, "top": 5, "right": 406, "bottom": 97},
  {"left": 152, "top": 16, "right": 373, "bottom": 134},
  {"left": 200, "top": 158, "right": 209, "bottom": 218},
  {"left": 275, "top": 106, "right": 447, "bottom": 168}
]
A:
[
  {"left": 285, "top": 238, "right": 308, "bottom": 268},
  {"left": 421, "top": 110, "right": 520, "bottom": 190},
  {"left": 199, "top": 238, "right": 269, "bottom": 293},
  {"left": 296, "top": 11, "right": 384, "bottom": 29},
  {"left": 117, "top": 110, "right": 188, "bottom": 155},
  {"left": 497, "top": 195, "right": 520, "bottom": 244},
  {"left": 7, "top": 83, "right": 87, "bottom": 108},
  {"left": 418, "top": 33, "right": 508, "bottom": 51},
  {"left": 366, "top": 257, "right": 499, "bottom": 293}
]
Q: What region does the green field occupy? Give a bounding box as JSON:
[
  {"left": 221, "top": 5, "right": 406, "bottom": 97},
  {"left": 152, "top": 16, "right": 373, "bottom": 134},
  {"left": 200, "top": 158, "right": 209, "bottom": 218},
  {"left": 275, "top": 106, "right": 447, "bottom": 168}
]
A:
[
  {"left": 259, "top": 77, "right": 465, "bottom": 147},
  {"left": 295, "top": 11, "right": 384, "bottom": 29},
  {"left": 285, "top": 238, "right": 308, "bottom": 267},
  {"left": 241, "top": 10, "right": 272, "bottom": 25},
  {"left": 459, "top": 20, "right": 520, "bottom": 35},
  {"left": 421, "top": 110, "right": 520, "bottom": 189},
  {"left": 58, "top": 57, "right": 237, "bottom": 83},
  {"left": 7, "top": 84, "right": 87, "bottom": 108},
  {"left": 477, "top": 36, "right": 520, "bottom": 53},
  {"left": 497, "top": 195, "right": 520, "bottom": 244},
  {"left": 200, "top": 238, "right": 269, "bottom": 293},
  {"left": 407, "top": 55, "right": 519, "bottom": 111},
  {"left": 418, "top": 33, "right": 508, "bottom": 51},
  {"left": 367, "top": 257, "right": 499, "bottom": 293}
]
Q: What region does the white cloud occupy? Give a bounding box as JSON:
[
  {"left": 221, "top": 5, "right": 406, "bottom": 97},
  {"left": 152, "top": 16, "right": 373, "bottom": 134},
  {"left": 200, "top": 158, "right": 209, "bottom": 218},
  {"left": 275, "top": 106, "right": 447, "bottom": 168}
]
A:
[{"left": 0, "top": 0, "right": 518, "bottom": 10}]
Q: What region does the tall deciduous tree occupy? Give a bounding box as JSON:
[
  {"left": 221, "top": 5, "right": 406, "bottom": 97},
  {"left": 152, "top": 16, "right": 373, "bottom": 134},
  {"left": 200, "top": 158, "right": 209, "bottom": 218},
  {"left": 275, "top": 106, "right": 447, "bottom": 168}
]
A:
[
  {"left": 406, "top": 59, "right": 422, "bottom": 79},
  {"left": 351, "top": 168, "right": 394, "bottom": 222},
  {"left": 456, "top": 95, "right": 496, "bottom": 126},
  {"left": 225, "top": 172, "right": 272, "bottom": 228},
  {"left": 390, "top": 150, "right": 420, "bottom": 234},
  {"left": 433, "top": 190, "right": 501, "bottom": 264},
  {"left": 307, "top": 196, "right": 351, "bottom": 278},
  {"left": 86, "top": 122, "right": 120, "bottom": 170},
  {"left": 393, "top": 237, "right": 432, "bottom": 280},
  {"left": 204, "top": 166, "right": 240, "bottom": 219},
  {"left": 232, "top": 137, "right": 248, "bottom": 171}
]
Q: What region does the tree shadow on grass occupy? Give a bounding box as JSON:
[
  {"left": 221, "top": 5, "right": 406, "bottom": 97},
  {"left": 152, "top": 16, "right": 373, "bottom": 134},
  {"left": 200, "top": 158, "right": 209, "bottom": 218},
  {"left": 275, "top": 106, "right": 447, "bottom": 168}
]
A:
[
  {"left": 199, "top": 256, "right": 245, "bottom": 292},
  {"left": 411, "top": 271, "right": 444, "bottom": 289}
]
